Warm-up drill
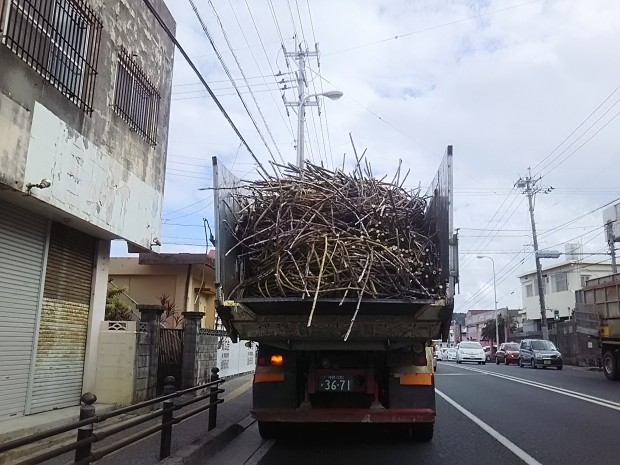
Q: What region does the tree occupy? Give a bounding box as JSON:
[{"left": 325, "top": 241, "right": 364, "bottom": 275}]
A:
[
  {"left": 480, "top": 315, "right": 507, "bottom": 344},
  {"left": 105, "top": 287, "right": 132, "bottom": 321},
  {"left": 160, "top": 293, "right": 183, "bottom": 328}
]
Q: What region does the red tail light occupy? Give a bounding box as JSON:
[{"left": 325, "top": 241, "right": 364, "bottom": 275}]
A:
[
  {"left": 414, "top": 353, "right": 427, "bottom": 366},
  {"left": 258, "top": 356, "right": 268, "bottom": 366}
]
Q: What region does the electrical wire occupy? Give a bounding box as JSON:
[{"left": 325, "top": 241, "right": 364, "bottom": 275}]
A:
[
  {"left": 186, "top": 0, "right": 280, "bottom": 168},
  {"left": 139, "top": 0, "right": 268, "bottom": 176},
  {"left": 205, "top": 0, "right": 285, "bottom": 164}
]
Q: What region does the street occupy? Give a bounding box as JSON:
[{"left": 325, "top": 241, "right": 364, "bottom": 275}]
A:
[{"left": 211, "top": 363, "right": 620, "bottom": 465}]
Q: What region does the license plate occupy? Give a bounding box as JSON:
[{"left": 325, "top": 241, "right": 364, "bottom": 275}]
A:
[
  {"left": 319, "top": 375, "right": 354, "bottom": 392},
  {"left": 544, "top": 360, "right": 551, "bottom": 365}
]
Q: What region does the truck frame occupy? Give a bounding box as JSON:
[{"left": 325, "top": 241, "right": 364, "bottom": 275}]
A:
[{"left": 212, "top": 146, "right": 458, "bottom": 440}]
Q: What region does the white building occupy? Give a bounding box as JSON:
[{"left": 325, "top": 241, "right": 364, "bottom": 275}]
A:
[{"left": 519, "top": 261, "right": 614, "bottom": 322}]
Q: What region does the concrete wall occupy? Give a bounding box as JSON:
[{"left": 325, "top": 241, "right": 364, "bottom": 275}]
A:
[
  {"left": 0, "top": 0, "right": 175, "bottom": 249},
  {"left": 95, "top": 321, "right": 138, "bottom": 405},
  {"left": 217, "top": 339, "right": 256, "bottom": 378}
]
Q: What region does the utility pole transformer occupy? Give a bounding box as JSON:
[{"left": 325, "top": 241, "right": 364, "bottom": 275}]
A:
[{"left": 516, "top": 169, "right": 554, "bottom": 340}]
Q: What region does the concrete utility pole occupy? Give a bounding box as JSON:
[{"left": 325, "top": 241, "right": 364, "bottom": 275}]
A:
[
  {"left": 606, "top": 221, "right": 618, "bottom": 274},
  {"left": 516, "top": 169, "right": 554, "bottom": 340},
  {"left": 284, "top": 36, "right": 342, "bottom": 168}
]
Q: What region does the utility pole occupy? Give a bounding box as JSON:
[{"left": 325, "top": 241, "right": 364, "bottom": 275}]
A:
[
  {"left": 516, "top": 169, "right": 554, "bottom": 340},
  {"left": 606, "top": 221, "right": 618, "bottom": 274}
]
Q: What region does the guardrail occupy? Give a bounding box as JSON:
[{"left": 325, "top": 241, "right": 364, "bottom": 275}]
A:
[{"left": 0, "top": 368, "right": 224, "bottom": 464}]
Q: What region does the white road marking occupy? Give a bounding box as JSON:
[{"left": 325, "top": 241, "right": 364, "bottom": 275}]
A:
[
  {"left": 450, "top": 364, "right": 620, "bottom": 411},
  {"left": 434, "top": 373, "right": 482, "bottom": 376},
  {"left": 245, "top": 439, "right": 276, "bottom": 464},
  {"left": 436, "top": 389, "right": 543, "bottom": 465}
]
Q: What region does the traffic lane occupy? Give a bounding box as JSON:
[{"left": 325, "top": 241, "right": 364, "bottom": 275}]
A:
[
  {"left": 255, "top": 396, "right": 524, "bottom": 465},
  {"left": 440, "top": 360, "right": 620, "bottom": 405},
  {"left": 436, "top": 363, "right": 620, "bottom": 465}
]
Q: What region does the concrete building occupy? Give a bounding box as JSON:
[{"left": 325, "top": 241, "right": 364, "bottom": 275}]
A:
[
  {"left": 518, "top": 261, "right": 614, "bottom": 323},
  {"left": 464, "top": 308, "right": 520, "bottom": 346},
  {"left": 109, "top": 254, "right": 218, "bottom": 330},
  {"left": 0, "top": 0, "right": 175, "bottom": 422}
]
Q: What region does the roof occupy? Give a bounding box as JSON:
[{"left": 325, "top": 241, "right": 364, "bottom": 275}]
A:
[
  {"left": 138, "top": 253, "right": 215, "bottom": 268},
  {"left": 517, "top": 260, "right": 612, "bottom": 278}
]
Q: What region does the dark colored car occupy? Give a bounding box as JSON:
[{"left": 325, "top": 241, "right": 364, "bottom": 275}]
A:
[
  {"left": 495, "top": 342, "right": 520, "bottom": 365},
  {"left": 519, "top": 339, "right": 563, "bottom": 370}
]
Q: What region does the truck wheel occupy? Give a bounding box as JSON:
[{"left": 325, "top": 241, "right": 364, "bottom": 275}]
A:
[
  {"left": 603, "top": 351, "right": 620, "bottom": 381},
  {"left": 258, "top": 421, "right": 281, "bottom": 439},
  {"left": 412, "top": 423, "right": 434, "bottom": 442}
]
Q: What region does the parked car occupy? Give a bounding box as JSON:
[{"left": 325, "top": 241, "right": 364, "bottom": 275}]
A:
[
  {"left": 435, "top": 348, "right": 444, "bottom": 361},
  {"left": 496, "top": 342, "right": 520, "bottom": 365},
  {"left": 446, "top": 348, "right": 457, "bottom": 361},
  {"left": 456, "top": 341, "right": 486, "bottom": 364},
  {"left": 519, "top": 339, "right": 563, "bottom": 370},
  {"left": 483, "top": 345, "right": 497, "bottom": 362}
]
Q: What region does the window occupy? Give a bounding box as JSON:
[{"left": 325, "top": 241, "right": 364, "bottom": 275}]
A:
[
  {"left": 555, "top": 271, "right": 568, "bottom": 292},
  {"left": 113, "top": 48, "right": 160, "bottom": 146},
  {"left": 1, "top": 0, "right": 102, "bottom": 113},
  {"left": 525, "top": 284, "right": 533, "bottom": 297},
  {"left": 581, "top": 275, "right": 592, "bottom": 288}
]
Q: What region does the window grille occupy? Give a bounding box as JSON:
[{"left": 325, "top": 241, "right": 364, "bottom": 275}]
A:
[
  {"left": 1, "top": 0, "right": 102, "bottom": 113},
  {"left": 113, "top": 47, "right": 160, "bottom": 145}
]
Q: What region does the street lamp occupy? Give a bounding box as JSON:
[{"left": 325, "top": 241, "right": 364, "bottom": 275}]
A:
[
  {"left": 296, "top": 91, "right": 343, "bottom": 168},
  {"left": 477, "top": 255, "right": 500, "bottom": 352}
]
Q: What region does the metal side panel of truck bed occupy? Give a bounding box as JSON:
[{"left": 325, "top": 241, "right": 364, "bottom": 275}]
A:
[{"left": 211, "top": 147, "right": 458, "bottom": 346}]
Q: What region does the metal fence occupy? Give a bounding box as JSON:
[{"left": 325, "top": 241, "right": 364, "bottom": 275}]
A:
[
  {"left": 0, "top": 370, "right": 224, "bottom": 464},
  {"left": 0, "top": 0, "right": 102, "bottom": 113},
  {"left": 113, "top": 47, "right": 160, "bottom": 145}
]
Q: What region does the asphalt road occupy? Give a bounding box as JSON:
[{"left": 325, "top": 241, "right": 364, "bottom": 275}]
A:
[{"left": 211, "top": 362, "right": 620, "bottom": 465}]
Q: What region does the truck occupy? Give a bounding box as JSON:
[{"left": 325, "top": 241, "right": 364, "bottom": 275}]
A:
[
  {"left": 577, "top": 273, "right": 620, "bottom": 381},
  {"left": 211, "top": 146, "right": 458, "bottom": 440}
]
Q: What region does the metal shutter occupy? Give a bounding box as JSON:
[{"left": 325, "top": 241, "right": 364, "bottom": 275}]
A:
[
  {"left": 0, "top": 200, "right": 48, "bottom": 421},
  {"left": 29, "top": 223, "right": 95, "bottom": 414}
]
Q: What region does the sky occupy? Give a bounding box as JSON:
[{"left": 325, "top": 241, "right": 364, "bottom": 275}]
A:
[{"left": 111, "top": 0, "right": 620, "bottom": 314}]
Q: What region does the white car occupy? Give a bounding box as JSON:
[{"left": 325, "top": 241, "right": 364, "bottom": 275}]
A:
[
  {"left": 446, "top": 348, "right": 457, "bottom": 361},
  {"left": 435, "top": 348, "right": 444, "bottom": 361},
  {"left": 456, "top": 342, "right": 486, "bottom": 365}
]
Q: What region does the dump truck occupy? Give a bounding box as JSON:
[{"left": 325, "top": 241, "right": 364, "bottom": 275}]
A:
[
  {"left": 212, "top": 146, "right": 458, "bottom": 440},
  {"left": 577, "top": 273, "right": 620, "bottom": 381}
]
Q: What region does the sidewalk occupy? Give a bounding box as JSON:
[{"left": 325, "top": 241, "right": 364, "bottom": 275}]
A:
[{"left": 40, "top": 373, "right": 254, "bottom": 465}]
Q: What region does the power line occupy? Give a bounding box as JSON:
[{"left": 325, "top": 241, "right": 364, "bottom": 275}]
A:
[
  {"left": 267, "top": 0, "right": 290, "bottom": 68},
  {"left": 186, "top": 0, "right": 280, "bottom": 167},
  {"left": 139, "top": 0, "right": 267, "bottom": 176},
  {"left": 325, "top": 0, "right": 542, "bottom": 56},
  {"left": 244, "top": 0, "right": 296, "bottom": 141},
  {"left": 206, "top": 0, "right": 285, "bottom": 164}
]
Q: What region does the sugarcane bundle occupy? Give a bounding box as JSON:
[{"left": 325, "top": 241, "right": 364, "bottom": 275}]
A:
[{"left": 225, "top": 161, "right": 445, "bottom": 305}]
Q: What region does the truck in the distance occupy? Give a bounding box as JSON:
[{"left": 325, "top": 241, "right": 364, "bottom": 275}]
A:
[
  {"left": 576, "top": 273, "right": 620, "bottom": 380},
  {"left": 212, "top": 146, "right": 458, "bottom": 440}
]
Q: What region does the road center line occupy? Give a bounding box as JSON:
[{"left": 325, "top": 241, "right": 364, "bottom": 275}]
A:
[
  {"left": 448, "top": 364, "right": 620, "bottom": 411},
  {"left": 436, "top": 389, "right": 543, "bottom": 465}
]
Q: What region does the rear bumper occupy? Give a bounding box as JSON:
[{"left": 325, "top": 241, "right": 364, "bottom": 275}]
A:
[
  {"left": 534, "top": 360, "right": 563, "bottom": 367},
  {"left": 252, "top": 407, "right": 436, "bottom": 424}
]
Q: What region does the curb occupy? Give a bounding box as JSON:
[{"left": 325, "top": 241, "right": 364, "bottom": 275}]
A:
[{"left": 160, "top": 414, "right": 256, "bottom": 465}]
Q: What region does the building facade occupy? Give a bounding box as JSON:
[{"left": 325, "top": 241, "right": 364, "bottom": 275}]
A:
[
  {"left": 464, "top": 308, "right": 520, "bottom": 346},
  {"left": 0, "top": 0, "right": 175, "bottom": 421},
  {"left": 519, "top": 261, "right": 614, "bottom": 322},
  {"left": 109, "top": 254, "right": 218, "bottom": 330}
]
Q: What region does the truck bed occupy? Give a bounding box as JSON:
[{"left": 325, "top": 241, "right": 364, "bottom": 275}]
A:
[{"left": 212, "top": 147, "right": 457, "bottom": 346}]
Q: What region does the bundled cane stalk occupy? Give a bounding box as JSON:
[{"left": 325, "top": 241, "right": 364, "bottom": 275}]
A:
[{"left": 225, "top": 161, "right": 445, "bottom": 304}]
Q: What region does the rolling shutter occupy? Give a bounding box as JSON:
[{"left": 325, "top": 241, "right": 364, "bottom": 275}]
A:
[
  {"left": 0, "top": 200, "right": 48, "bottom": 421},
  {"left": 29, "top": 223, "right": 95, "bottom": 414}
]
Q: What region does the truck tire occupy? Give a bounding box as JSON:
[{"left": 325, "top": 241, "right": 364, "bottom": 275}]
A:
[
  {"left": 603, "top": 351, "right": 620, "bottom": 381},
  {"left": 412, "top": 423, "right": 434, "bottom": 442},
  {"left": 258, "top": 421, "right": 281, "bottom": 439}
]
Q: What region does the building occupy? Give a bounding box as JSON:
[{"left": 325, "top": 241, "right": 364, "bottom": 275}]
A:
[
  {"left": 518, "top": 261, "right": 614, "bottom": 322},
  {"left": 109, "top": 253, "right": 218, "bottom": 329},
  {"left": 464, "top": 308, "right": 520, "bottom": 346},
  {"left": 0, "top": 0, "right": 175, "bottom": 422}
]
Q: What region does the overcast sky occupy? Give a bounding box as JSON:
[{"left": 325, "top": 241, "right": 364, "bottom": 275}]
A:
[{"left": 112, "top": 0, "right": 620, "bottom": 313}]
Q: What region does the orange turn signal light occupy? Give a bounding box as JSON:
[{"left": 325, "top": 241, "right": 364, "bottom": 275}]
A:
[{"left": 270, "top": 354, "right": 284, "bottom": 366}]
